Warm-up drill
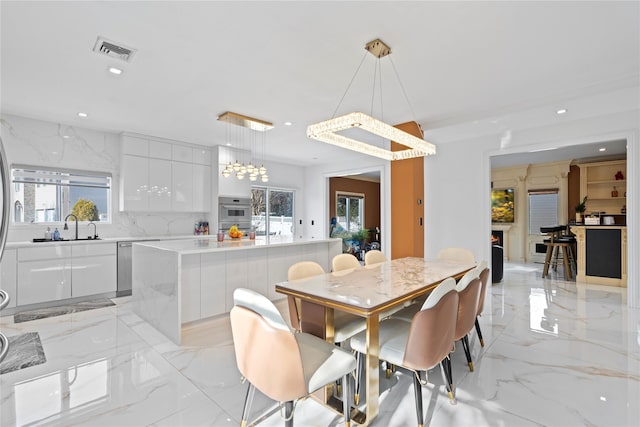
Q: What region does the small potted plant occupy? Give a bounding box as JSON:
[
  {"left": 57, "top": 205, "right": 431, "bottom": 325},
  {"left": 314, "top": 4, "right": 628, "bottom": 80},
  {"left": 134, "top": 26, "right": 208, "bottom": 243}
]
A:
[{"left": 575, "top": 196, "right": 587, "bottom": 223}]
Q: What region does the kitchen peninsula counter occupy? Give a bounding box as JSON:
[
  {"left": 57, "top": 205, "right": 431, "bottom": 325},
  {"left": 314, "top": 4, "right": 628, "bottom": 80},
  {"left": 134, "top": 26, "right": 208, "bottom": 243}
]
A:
[
  {"left": 571, "top": 225, "right": 627, "bottom": 287},
  {"left": 132, "top": 237, "right": 342, "bottom": 344}
]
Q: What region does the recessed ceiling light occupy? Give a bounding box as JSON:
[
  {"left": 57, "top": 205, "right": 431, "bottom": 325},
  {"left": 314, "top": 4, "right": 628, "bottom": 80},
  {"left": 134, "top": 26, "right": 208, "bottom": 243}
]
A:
[
  {"left": 284, "top": 121, "right": 293, "bottom": 126},
  {"left": 599, "top": 148, "right": 606, "bottom": 152},
  {"left": 556, "top": 109, "right": 567, "bottom": 115},
  {"left": 108, "top": 67, "right": 123, "bottom": 75},
  {"left": 77, "top": 112, "right": 88, "bottom": 118},
  {"left": 226, "top": 143, "right": 232, "bottom": 146}
]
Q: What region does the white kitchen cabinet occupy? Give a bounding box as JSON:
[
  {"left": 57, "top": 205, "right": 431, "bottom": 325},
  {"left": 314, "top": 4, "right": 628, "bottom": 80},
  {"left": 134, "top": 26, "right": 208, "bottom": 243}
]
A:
[
  {"left": 149, "top": 140, "right": 172, "bottom": 160},
  {"left": 17, "top": 246, "right": 72, "bottom": 305},
  {"left": 246, "top": 248, "right": 269, "bottom": 297},
  {"left": 71, "top": 243, "right": 116, "bottom": 298},
  {"left": 192, "top": 163, "right": 211, "bottom": 212},
  {"left": 225, "top": 250, "right": 249, "bottom": 311},
  {"left": 172, "top": 145, "right": 193, "bottom": 163},
  {"left": 181, "top": 254, "right": 201, "bottom": 323},
  {"left": 149, "top": 158, "right": 173, "bottom": 211},
  {"left": 120, "top": 155, "right": 149, "bottom": 211},
  {"left": 201, "top": 253, "right": 226, "bottom": 318},
  {"left": 172, "top": 161, "right": 194, "bottom": 212},
  {"left": 0, "top": 249, "right": 17, "bottom": 308},
  {"left": 121, "top": 135, "right": 148, "bottom": 156},
  {"left": 266, "top": 246, "right": 303, "bottom": 300},
  {"left": 193, "top": 148, "right": 211, "bottom": 165}
]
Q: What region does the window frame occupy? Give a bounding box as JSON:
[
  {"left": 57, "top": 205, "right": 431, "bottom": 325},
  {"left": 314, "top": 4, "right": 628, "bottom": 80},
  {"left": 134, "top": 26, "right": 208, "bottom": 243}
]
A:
[
  {"left": 251, "top": 185, "right": 295, "bottom": 238},
  {"left": 528, "top": 189, "right": 559, "bottom": 235},
  {"left": 335, "top": 191, "right": 365, "bottom": 233},
  {"left": 11, "top": 165, "right": 112, "bottom": 225}
]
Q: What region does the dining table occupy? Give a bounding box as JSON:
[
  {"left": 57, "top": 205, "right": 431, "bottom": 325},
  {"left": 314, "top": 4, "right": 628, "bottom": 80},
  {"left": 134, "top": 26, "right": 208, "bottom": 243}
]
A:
[{"left": 275, "top": 256, "right": 476, "bottom": 425}]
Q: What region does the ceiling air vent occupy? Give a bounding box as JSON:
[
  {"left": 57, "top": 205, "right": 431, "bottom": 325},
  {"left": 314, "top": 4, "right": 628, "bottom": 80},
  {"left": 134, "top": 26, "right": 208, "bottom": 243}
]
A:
[{"left": 93, "top": 37, "right": 136, "bottom": 62}]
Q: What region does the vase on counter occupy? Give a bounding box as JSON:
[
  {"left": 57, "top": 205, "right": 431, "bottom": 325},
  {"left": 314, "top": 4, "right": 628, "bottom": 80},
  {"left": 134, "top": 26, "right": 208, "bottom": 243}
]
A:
[{"left": 576, "top": 212, "right": 582, "bottom": 223}]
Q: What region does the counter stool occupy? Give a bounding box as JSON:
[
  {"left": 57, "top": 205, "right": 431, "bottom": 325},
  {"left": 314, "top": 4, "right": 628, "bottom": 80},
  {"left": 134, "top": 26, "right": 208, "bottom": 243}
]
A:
[{"left": 542, "top": 238, "right": 574, "bottom": 281}]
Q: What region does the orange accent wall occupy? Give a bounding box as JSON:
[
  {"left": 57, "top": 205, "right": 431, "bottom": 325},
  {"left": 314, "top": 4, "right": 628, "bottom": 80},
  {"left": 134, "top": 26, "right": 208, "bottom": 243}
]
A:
[
  {"left": 391, "top": 121, "right": 424, "bottom": 259},
  {"left": 329, "top": 177, "right": 381, "bottom": 234}
]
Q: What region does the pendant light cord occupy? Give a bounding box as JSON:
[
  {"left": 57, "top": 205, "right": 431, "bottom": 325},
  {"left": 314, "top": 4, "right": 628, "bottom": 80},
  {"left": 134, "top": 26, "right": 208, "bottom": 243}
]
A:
[
  {"left": 389, "top": 56, "right": 419, "bottom": 124},
  {"left": 331, "top": 51, "right": 369, "bottom": 119}
]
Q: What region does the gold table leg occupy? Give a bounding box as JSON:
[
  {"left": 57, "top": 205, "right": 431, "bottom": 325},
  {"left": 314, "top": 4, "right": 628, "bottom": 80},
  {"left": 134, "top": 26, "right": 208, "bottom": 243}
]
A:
[{"left": 365, "top": 315, "right": 380, "bottom": 424}]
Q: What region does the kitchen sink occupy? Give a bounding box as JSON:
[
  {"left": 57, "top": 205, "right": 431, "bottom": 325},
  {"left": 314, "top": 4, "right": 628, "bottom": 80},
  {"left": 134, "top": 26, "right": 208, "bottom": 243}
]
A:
[{"left": 32, "top": 237, "right": 102, "bottom": 243}]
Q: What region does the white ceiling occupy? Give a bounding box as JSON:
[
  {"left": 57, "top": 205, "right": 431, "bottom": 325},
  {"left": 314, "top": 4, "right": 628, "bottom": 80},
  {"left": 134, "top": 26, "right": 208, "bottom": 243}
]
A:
[{"left": 1, "top": 1, "right": 638, "bottom": 167}]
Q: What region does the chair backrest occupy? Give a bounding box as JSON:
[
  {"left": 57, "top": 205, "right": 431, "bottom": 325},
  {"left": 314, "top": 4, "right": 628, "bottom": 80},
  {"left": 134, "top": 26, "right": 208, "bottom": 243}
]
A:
[
  {"left": 454, "top": 277, "right": 482, "bottom": 340},
  {"left": 332, "top": 253, "right": 361, "bottom": 272},
  {"left": 403, "top": 278, "right": 459, "bottom": 371},
  {"left": 455, "top": 267, "right": 480, "bottom": 292},
  {"left": 287, "top": 261, "right": 325, "bottom": 330},
  {"left": 437, "top": 247, "right": 475, "bottom": 263},
  {"left": 475, "top": 261, "right": 490, "bottom": 316},
  {"left": 230, "top": 288, "right": 307, "bottom": 402},
  {"left": 364, "top": 249, "right": 387, "bottom": 266}
]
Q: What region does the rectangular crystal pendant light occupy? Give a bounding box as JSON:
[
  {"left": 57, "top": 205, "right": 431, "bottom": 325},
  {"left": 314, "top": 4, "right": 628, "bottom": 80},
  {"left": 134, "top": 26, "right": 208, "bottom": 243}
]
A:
[
  {"left": 306, "top": 39, "right": 436, "bottom": 161},
  {"left": 306, "top": 112, "right": 436, "bottom": 161}
]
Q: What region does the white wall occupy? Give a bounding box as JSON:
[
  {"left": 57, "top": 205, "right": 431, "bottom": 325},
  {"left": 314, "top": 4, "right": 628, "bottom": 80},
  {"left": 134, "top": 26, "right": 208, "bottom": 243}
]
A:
[{"left": 423, "top": 109, "right": 639, "bottom": 307}]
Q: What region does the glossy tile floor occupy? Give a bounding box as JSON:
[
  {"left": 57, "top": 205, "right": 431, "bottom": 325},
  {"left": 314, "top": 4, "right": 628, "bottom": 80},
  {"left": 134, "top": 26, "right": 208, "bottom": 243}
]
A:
[{"left": 1, "top": 262, "right": 639, "bottom": 426}]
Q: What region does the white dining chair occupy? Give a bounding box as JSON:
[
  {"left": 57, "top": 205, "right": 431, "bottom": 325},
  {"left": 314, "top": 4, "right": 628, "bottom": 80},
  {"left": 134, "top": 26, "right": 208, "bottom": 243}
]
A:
[
  {"left": 364, "top": 249, "right": 387, "bottom": 265},
  {"left": 437, "top": 247, "right": 475, "bottom": 263},
  {"left": 332, "top": 253, "right": 361, "bottom": 271}
]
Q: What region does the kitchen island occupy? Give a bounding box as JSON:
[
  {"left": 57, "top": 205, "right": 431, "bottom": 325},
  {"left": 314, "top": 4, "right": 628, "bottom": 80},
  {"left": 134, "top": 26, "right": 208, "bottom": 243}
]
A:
[
  {"left": 132, "top": 236, "right": 342, "bottom": 344},
  {"left": 571, "top": 225, "right": 627, "bottom": 287}
]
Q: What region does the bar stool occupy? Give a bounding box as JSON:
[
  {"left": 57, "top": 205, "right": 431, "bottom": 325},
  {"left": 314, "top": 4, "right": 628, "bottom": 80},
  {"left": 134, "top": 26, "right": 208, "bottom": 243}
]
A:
[{"left": 541, "top": 225, "right": 573, "bottom": 280}]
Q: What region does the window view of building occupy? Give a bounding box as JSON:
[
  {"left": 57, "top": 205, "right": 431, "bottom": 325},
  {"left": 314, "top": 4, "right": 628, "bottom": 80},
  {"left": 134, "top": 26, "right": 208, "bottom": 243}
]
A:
[{"left": 11, "top": 167, "right": 111, "bottom": 223}]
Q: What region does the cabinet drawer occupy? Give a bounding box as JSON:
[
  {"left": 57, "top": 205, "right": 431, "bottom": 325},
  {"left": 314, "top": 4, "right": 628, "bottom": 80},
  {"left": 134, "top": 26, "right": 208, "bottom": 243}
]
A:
[
  {"left": 72, "top": 243, "right": 117, "bottom": 258},
  {"left": 172, "top": 145, "right": 193, "bottom": 162},
  {"left": 18, "top": 245, "right": 72, "bottom": 261}
]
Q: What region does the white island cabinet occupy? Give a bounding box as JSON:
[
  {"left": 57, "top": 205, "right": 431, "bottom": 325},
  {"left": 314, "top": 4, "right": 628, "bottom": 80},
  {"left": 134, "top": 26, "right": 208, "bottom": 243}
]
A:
[{"left": 132, "top": 237, "right": 342, "bottom": 344}]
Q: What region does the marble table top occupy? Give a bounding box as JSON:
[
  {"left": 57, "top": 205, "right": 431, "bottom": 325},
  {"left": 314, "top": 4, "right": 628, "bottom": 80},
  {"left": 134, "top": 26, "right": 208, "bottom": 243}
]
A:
[{"left": 276, "top": 257, "right": 476, "bottom": 315}]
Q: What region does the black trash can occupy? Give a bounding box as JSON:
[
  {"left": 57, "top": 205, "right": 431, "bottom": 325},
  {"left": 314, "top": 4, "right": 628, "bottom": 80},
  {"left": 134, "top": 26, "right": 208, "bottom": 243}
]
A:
[{"left": 492, "top": 245, "right": 504, "bottom": 283}]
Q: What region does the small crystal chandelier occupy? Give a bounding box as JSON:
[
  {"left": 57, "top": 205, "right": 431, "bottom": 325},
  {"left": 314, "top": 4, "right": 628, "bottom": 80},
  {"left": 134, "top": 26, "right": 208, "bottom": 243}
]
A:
[
  {"left": 219, "top": 112, "right": 271, "bottom": 182},
  {"left": 307, "top": 39, "right": 436, "bottom": 160}
]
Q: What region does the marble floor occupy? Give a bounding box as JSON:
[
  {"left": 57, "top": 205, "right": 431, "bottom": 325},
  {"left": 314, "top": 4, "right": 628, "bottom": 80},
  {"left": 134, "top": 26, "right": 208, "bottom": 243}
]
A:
[{"left": 1, "top": 262, "right": 639, "bottom": 426}]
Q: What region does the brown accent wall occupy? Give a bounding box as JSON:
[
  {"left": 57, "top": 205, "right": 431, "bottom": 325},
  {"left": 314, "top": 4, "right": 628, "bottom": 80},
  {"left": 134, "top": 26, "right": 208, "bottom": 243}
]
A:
[
  {"left": 391, "top": 121, "right": 424, "bottom": 259},
  {"left": 329, "top": 177, "right": 381, "bottom": 233}
]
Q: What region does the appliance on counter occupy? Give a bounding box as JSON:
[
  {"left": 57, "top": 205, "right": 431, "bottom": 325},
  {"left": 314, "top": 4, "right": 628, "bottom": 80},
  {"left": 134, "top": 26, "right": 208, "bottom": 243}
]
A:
[
  {"left": 117, "top": 239, "right": 160, "bottom": 297},
  {"left": 218, "top": 196, "right": 251, "bottom": 233}
]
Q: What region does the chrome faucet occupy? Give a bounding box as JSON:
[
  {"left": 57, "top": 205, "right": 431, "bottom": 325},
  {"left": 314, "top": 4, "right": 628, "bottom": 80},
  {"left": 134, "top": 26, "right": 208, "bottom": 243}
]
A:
[
  {"left": 88, "top": 222, "right": 98, "bottom": 239},
  {"left": 63, "top": 214, "right": 78, "bottom": 240}
]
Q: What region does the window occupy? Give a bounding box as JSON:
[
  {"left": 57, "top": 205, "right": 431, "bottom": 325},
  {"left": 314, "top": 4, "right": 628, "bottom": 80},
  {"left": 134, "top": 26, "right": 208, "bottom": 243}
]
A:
[
  {"left": 336, "top": 192, "right": 364, "bottom": 232},
  {"left": 528, "top": 189, "right": 558, "bottom": 234},
  {"left": 251, "top": 187, "right": 294, "bottom": 237},
  {"left": 11, "top": 166, "right": 111, "bottom": 223}
]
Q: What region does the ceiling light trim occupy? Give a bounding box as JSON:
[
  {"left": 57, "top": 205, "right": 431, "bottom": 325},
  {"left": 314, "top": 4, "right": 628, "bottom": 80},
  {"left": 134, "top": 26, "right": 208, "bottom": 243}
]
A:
[{"left": 307, "top": 112, "right": 436, "bottom": 161}]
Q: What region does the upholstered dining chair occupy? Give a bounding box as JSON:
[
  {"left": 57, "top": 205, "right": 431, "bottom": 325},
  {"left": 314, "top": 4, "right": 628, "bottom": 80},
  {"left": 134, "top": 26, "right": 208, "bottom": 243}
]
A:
[
  {"left": 350, "top": 278, "right": 460, "bottom": 426},
  {"left": 364, "top": 249, "right": 387, "bottom": 266},
  {"left": 332, "top": 253, "right": 361, "bottom": 271},
  {"left": 453, "top": 268, "right": 482, "bottom": 372},
  {"left": 437, "top": 247, "right": 475, "bottom": 263},
  {"left": 286, "top": 261, "right": 326, "bottom": 332},
  {"left": 230, "top": 288, "right": 357, "bottom": 427},
  {"left": 474, "top": 261, "right": 491, "bottom": 347}
]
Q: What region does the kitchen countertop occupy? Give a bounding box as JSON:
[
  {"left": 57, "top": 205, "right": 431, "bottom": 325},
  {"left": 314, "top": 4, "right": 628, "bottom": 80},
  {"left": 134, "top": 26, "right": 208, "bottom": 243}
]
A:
[
  {"left": 134, "top": 236, "right": 341, "bottom": 255},
  {"left": 4, "top": 234, "right": 213, "bottom": 249}
]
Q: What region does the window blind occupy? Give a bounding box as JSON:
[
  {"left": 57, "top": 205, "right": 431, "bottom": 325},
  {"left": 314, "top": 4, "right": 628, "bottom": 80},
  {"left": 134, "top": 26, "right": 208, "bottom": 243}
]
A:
[{"left": 528, "top": 189, "right": 558, "bottom": 234}]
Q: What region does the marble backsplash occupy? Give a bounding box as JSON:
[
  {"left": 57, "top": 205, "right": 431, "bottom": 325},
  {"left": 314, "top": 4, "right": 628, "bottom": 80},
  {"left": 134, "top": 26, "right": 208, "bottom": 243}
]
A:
[{"left": 1, "top": 113, "right": 211, "bottom": 242}]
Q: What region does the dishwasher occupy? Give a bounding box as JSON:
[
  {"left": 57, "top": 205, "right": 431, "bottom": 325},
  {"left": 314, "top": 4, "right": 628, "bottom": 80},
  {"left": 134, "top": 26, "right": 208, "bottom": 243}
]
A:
[{"left": 117, "top": 240, "right": 159, "bottom": 297}]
